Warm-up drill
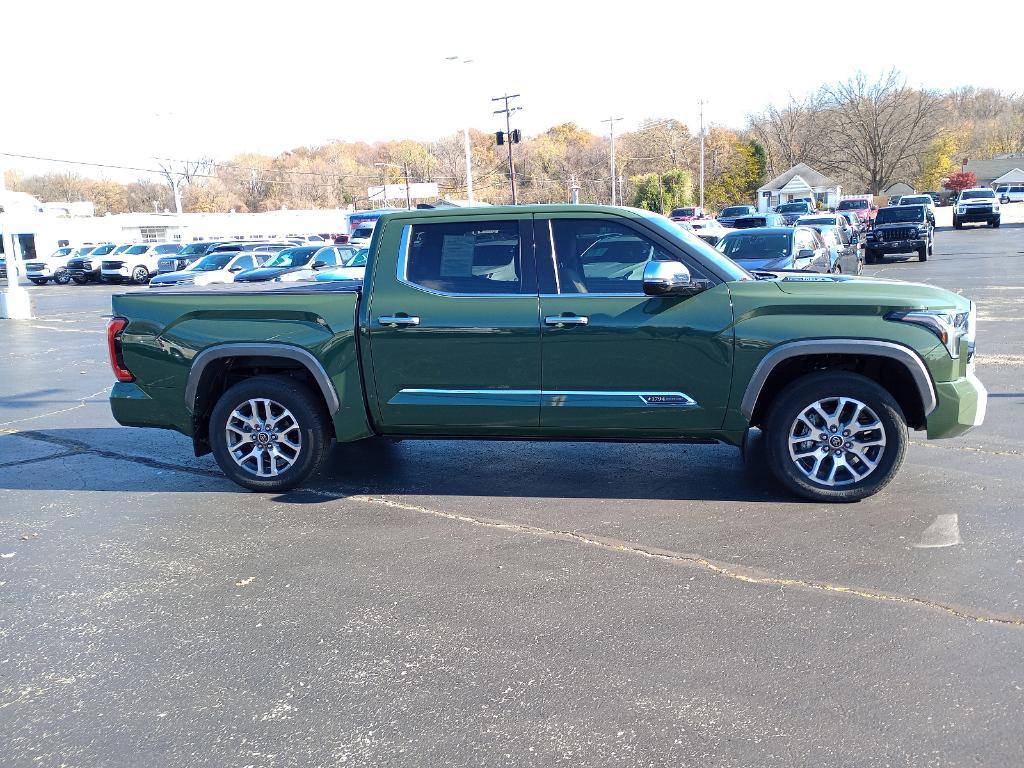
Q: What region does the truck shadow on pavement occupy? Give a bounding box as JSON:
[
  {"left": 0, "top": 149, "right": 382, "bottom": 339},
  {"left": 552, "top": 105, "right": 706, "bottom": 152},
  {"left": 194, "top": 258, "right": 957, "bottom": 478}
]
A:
[{"left": 0, "top": 428, "right": 797, "bottom": 503}]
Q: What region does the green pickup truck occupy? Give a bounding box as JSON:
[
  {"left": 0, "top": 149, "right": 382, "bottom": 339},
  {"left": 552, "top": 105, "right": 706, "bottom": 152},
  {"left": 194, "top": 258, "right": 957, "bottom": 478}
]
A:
[{"left": 107, "top": 205, "right": 986, "bottom": 502}]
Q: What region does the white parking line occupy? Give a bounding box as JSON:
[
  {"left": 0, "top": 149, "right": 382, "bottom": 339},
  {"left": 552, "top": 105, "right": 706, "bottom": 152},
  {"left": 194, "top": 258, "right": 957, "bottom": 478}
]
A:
[{"left": 913, "top": 514, "right": 962, "bottom": 549}]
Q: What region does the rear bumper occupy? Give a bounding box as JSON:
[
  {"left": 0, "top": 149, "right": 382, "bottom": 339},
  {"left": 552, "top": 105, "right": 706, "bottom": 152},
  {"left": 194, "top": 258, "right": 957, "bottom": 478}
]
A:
[
  {"left": 110, "top": 381, "right": 192, "bottom": 434},
  {"left": 926, "top": 371, "right": 987, "bottom": 439}
]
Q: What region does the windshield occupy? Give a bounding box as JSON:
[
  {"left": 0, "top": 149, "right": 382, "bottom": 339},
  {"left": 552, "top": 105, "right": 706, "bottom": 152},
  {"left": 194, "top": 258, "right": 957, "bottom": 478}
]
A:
[
  {"left": 635, "top": 210, "right": 751, "bottom": 282},
  {"left": 50, "top": 247, "right": 74, "bottom": 258},
  {"left": 718, "top": 232, "right": 792, "bottom": 261},
  {"left": 111, "top": 245, "right": 132, "bottom": 255},
  {"left": 721, "top": 206, "right": 752, "bottom": 216},
  {"left": 125, "top": 245, "right": 150, "bottom": 255},
  {"left": 875, "top": 206, "right": 925, "bottom": 224},
  {"left": 900, "top": 196, "right": 931, "bottom": 205},
  {"left": 346, "top": 248, "right": 369, "bottom": 267},
  {"left": 91, "top": 244, "right": 115, "bottom": 256},
  {"left": 837, "top": 199, "right": 868, "bottom": 210},
  {"left": 671, "top": 208, "right": 696, "bottom": 217},
  {"left": 351, "top": 227, "right": 374, "bottom": 239},
  {"left": 180, "top": 243, "right": 211, "bottom": 255},
  {"left": 190, "top": 254, "right": 234, "bottom": 271},
  {"left": 799, "top": 217, "right": 838, "bottom": 226},
  {"left": 961, "top": 190, "right": 995, "bottom": 200},
  {"left": 261, "top": 246, "right": 319, "bottom": 269},
  {"left": 776, "top": 203, "right": 809, "bottom": 213}
]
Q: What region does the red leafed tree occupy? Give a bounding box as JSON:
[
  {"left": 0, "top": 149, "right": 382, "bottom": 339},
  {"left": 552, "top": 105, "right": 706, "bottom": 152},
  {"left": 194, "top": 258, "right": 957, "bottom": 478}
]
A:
[{"left": 944, "top": 171, "right": 977, "bottom": 192}]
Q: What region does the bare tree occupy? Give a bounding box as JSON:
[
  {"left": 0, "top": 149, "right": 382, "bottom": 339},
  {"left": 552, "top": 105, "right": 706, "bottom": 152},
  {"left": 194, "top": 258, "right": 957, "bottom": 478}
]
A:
[
  {"left": 748, "top": 92, "right": 832, "bottom": 178},
  {"left": 819, "top": 70, "right": 944, "bottom": 193},
  {"left": 154, "top": 156, "right": 213, "bottom": 213}
]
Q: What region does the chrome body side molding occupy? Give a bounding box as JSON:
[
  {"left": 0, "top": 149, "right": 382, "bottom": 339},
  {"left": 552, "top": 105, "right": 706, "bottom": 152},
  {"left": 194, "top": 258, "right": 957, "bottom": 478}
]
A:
[{"left": 388, "top": 389, "right": 698, "bottom": 408}]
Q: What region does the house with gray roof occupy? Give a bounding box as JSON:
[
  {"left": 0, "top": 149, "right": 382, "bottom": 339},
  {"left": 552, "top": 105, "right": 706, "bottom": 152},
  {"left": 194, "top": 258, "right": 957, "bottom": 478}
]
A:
[
  {"left": 756, "top": 163, "right": 841, "bottom": 212},
  {"left": 964, "top": 156, "right": 1024, "bottom": 189}
]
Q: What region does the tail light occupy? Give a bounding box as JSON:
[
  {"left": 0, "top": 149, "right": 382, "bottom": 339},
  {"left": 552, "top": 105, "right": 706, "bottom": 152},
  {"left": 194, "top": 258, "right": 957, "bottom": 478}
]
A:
[{"left": 106, "top": 316, "right": 134, "bottom": 382}]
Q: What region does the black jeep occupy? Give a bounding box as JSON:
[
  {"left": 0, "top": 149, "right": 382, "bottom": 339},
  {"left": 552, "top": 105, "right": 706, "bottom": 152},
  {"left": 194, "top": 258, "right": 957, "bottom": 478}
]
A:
[{"left": 863, "top": 205, "right": 933, "bottom": 264}]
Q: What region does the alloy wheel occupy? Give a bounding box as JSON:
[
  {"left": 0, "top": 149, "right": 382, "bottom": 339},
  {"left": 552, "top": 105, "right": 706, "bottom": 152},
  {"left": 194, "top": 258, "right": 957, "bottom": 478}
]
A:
[
  {"left": 787, "top": 396, "right": 886, "bottom": 487},
  {"left": 225, "top": 398, "right": 302, "bottom": 477}
]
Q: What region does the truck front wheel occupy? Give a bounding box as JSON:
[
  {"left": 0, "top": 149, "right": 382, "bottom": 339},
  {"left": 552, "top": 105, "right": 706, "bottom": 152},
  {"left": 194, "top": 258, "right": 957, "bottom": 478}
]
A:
[
  {"left": 764, "top": 372, "right": 908, "bottom": 502},
  {"left": 209, "top": 375, "right": 331, "bottom": 492}
]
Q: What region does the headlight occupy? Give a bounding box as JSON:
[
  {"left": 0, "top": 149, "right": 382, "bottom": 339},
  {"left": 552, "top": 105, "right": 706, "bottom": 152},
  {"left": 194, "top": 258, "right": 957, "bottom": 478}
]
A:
[
  {"left": 956, "top": 206, "right": 966, "bottom": 214},
  {"left": 885, "top": 304, "right": 974, "bottom": 359}
]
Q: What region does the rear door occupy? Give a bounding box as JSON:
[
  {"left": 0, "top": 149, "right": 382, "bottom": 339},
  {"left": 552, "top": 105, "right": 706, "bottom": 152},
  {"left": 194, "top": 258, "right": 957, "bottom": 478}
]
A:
[
  {"left": 366, "top": 213, "right": 541, "bottom": 431},
  {"left": 534, "top": 213, "right": 734, "bottom": 434}
]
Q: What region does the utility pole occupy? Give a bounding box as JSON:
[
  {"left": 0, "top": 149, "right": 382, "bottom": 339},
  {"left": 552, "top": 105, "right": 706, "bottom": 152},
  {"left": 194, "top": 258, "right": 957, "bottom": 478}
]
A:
[
  {"left": 602, "top": 116, "right": 623, "bottom": 205},
  {"left": 569, "top": 174, "right": 580, "bottom": 204},
  {"left": 402, "top": 162, "right": 412, "bottom": 210},
  {"left": 698, "top": 99, "right": 707, "bottom": 211},
  {"left": 492, "top": 93, "right": 522, "bottom": 205}
]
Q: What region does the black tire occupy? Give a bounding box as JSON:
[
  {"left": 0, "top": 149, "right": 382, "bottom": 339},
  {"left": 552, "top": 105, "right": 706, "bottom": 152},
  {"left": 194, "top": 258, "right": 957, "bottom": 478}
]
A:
[
  {"left": 54, "top": 269, "right": 71, "bottom": 285},
  {"left": 992, "top": 218, "right": 1001, "bottom": 229},
  {"left": 29, "top": 278, "right": 48, "bottom": 285},
  {"left": 764, "top": 371, "right": 908, "bottom": 503},
  {"left": 864, "top": 252, "right": 878, "bottom": 265},
  {"left": 131, "top": 266, "right": 150, "bottom": 284},
  {"left": 71, "top": 276, "right": 88, "bottom": 285},
  {"left": 209, "top": 375, "right": 331, "bottom": 492},
  {"left": 953, "top": 218, "right": 962, "bottom": 230},
  {"left": 917, "top": 245, "right": 928, "bottom": 262}
]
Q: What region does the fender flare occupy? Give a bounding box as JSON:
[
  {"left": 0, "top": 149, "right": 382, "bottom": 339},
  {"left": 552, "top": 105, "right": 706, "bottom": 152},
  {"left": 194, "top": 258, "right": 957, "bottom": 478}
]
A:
[
  {"left": 185, "top": 343, "right": 341, "bottom": 415},
  {"left": 739, "top": 339, "right": 937, "bottom": 422}
]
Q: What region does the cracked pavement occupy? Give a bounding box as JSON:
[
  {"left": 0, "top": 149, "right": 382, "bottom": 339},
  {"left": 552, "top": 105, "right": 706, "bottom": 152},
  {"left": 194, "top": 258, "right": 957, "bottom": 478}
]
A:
[{"left": 2, "top": 220, "right": 1024, "bottom": 767}]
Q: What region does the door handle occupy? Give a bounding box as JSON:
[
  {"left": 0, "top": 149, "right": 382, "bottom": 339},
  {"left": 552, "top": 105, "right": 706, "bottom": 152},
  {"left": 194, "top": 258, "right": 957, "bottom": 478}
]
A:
[
  {"left": 545, "top": 315, "right": 588, "bottom": 326},
  {"left": 378, "top": 315, "right": 420, "bottom": 327}
]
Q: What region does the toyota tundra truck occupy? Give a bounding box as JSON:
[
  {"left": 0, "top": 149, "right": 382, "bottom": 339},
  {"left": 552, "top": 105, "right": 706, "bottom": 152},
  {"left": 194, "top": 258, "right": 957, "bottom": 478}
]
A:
[{"left": 107, "top": 205, "right": 986, "bottom": 502}]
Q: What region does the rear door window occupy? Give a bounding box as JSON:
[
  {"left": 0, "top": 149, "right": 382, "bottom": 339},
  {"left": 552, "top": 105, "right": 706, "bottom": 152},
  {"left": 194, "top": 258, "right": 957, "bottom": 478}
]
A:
[{"left": 403, "top": 220, "right": 524, "bottom": 295}]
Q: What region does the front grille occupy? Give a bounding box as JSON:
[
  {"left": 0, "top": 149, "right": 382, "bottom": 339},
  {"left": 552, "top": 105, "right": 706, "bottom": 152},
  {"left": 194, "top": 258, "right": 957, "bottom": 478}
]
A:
[
  {"left": 879, "top": 227, "right": 917, "bottom": 242},
  {"left": 25, "top": 262, "right": 44, "bottom": 271},
  {"left": 102, "top": 260, "right": 124, "bottom": 270},
  {"left": 962, "top": 204, "right": 993, "bottom": 215},
  {"left": 157, "top": 258, "right": 179, "bottom": 272}
]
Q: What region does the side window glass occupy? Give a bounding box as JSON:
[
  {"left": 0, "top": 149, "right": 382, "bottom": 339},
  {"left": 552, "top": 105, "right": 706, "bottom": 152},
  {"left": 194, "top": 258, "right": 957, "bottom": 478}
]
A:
[
  {"left": 550, "top": 219, "right": 674, "bottom": 294},
  {"left": 404, "top": 220, "right": 522, "bottom": 294}
]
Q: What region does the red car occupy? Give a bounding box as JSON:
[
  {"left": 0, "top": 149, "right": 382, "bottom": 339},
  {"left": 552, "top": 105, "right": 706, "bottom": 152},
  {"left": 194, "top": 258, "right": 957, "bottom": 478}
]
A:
[
  {"left": 836, "top": 197, "right": 876, "bottom": 224},
  {"left": 670, "top": 206, "right": 705, "bottom": 222}
]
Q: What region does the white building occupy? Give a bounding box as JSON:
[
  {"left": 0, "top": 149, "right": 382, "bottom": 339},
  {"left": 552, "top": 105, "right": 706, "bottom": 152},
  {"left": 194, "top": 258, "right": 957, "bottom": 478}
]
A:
[
  {"left": 0, "top": 194, "right": 350, "bottom": 263},
  {"left": 757, "top": 163, "right": 842, "bottom": 212}
]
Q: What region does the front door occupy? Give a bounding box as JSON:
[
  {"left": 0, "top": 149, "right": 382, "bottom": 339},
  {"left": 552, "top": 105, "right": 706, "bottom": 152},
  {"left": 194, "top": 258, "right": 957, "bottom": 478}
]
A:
[
  {"left": 535, "top": 214, "right": 734, "bottom": 434},
  {"left": 366, "top": 213, "right": 541, "bottom": 432}
]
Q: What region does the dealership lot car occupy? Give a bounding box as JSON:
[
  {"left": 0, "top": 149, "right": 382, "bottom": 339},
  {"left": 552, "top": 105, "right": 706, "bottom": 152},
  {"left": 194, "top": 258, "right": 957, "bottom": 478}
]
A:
[
  {"left": 149, "top": 252, "right": 266, "bottom": 287},
  {"left": 101, "top": 242, "right": 182, "bottom": 284},
  {"left": 864, "top": 205, "right": 934, "bottom": 263},
  {"left": 953, "top": 188, "right": 1001, "bottom": 229},
  {"left": 716, "top": 226, "right": 833, "bottom": 272}
]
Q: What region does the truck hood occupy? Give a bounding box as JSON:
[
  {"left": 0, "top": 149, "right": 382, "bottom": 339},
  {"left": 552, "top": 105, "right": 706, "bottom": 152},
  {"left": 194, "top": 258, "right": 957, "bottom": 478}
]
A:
[{"left": 767, "top": 273, "right": 970, "bottom": 312}]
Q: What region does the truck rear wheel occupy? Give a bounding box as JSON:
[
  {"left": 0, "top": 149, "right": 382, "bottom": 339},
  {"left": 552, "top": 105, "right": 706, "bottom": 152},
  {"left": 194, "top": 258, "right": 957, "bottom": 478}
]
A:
[
  {"left": 764, "top": 371, "right": 908, "bottom": 502},
  {"left": 209, "top": 375, "right": 331, "bottom": 492}
]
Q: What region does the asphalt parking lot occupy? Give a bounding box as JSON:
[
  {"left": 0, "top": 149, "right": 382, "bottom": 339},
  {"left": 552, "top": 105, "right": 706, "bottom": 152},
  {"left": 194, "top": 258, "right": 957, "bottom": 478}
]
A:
[{"left": 2, "top": 217, "right": 1024, "bottom": 766}]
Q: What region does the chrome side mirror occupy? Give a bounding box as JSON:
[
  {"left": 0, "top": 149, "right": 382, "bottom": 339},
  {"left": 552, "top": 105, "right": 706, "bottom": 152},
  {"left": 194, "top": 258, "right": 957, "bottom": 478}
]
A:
[{"left": 642, "top": 260, "right": 703, "bottom": 297}]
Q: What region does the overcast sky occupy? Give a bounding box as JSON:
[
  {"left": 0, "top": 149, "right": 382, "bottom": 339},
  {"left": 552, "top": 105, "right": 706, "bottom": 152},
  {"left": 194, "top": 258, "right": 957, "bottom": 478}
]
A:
[{"left": 3, "top": 0, "right": 1022, "bottom": 182}]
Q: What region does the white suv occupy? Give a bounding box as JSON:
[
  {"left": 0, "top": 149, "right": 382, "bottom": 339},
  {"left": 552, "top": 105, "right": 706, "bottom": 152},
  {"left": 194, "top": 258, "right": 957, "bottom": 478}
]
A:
[
  {"left": 25, "top": 246, "right": 78, "bottom": 285},
  {"left": 101, "top": 242, "right": 182, "bottom": 284},
  {"left": 999, "top": 185, "right": 1024, "bottom": 204},
  {"left": 953, "top": 188, "right": 1001, "bottom": 229}
]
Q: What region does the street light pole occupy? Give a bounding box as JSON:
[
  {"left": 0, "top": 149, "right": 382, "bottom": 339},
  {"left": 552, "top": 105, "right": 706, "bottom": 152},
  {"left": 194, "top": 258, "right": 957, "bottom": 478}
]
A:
[
  {"left": 602, "top": 116, "right": 623, "bottom": 205},
  {"left": 698, "top": 99, "right": 707, "bottom": 211},
  {"left": 445, "top": 56, "right": 476, "bottom": 204}
]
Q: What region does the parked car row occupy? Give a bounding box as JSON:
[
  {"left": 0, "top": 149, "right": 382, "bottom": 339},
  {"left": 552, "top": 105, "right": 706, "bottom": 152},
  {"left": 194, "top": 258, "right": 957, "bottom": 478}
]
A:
[
  {"left": 150, "top": 244, "right": 368, "bottom": 287},
  {"left": 9, "top": 234, "right": 345, "bottom": 287}
]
